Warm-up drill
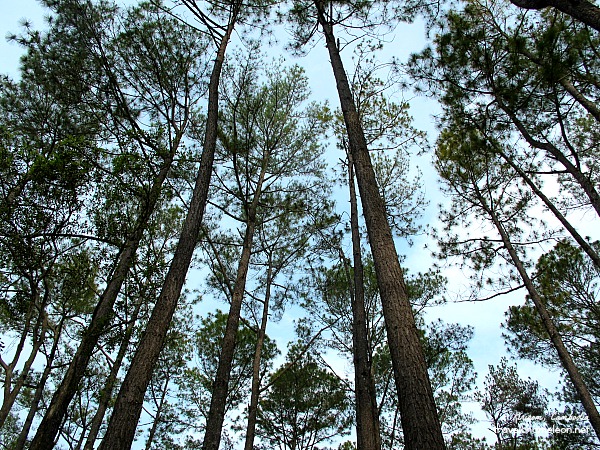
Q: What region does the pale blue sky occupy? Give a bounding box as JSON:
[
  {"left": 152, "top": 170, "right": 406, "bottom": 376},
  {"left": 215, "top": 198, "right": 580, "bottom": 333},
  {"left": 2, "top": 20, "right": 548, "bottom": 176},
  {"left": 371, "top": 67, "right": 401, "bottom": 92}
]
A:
[{"left": 1, "top": 0, "right": 48, "bottom": 77}]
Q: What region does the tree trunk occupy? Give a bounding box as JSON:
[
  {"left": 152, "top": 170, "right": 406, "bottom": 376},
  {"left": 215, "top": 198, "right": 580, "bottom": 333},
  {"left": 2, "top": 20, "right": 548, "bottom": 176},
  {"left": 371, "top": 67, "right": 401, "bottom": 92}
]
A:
[
  {"left": 14, "top": 318, "right": 63, "bottom": 450},
  {"left": 244, "top": 264, "right": 273, "bottom": 450},
  {"left": 202, "top": 221, "right": 256, "bottom": 450},
  {"left": 347, "top": 152, "right": 381, "bottom": 450},
  {"left": 495, "top": 97, "right": 600, "bottom": 218},
  {"left": 313, "top": 4, "right": 445, "bottom": 449},
  {"left": 98, "top": 10, "right": 240, "bottom": 449},
  {"left": 29, "top": 2, "right": 192, "bottom": 443},
  {"left": 477, "top": 187, "right": 600, "bottom": 440},
  {"left": 83, "top": 297, "right": 144, "bottom": 450},
  {"left": 516, "top": 45, "right": 600, "bottom": 123},
  {"left": 0, "top": 290, "right": 47, "bottom": 429},
  {"left": 144, "top": 373, "right": 171, "bottom": 450}
]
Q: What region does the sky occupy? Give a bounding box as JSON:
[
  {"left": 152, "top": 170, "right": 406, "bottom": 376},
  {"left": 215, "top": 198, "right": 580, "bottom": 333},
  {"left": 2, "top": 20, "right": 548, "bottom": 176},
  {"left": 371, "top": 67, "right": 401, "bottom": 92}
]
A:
[
  {"left": 1, "top": 0, "right": 48, "bottom": 75},
  {"left": 2, "top": 0, "right": 598, "bottom": 447}
]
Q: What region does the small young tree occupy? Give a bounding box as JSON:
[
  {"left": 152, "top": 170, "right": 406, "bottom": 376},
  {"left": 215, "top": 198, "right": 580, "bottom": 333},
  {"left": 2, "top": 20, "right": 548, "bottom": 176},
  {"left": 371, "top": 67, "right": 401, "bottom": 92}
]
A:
[
  {"left": 256, "top": 346, "right": 354, "bottom": 450},
  {"left": 475, "top": 358, "right": 548, "bottom": 449}
]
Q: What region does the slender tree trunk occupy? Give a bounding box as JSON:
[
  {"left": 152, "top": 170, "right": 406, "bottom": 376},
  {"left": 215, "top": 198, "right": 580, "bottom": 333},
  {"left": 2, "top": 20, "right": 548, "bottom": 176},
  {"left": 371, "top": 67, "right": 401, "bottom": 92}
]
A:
[
  {"left": 313, "top": 4, "right": 445, "bottom": 449},
  {"left": 202, "top": 222, "right": 257, "bottom": 450},
  {"left": 98, "top": 10, "right": 240, "bottom": 449},
  {"left": 83, "top": 297, "right": 144, "bottom": 450},
  {"left": 476, "top": 187, "right": 600, "bottom": 440},
  {"left": 72, "top": 426, "right": 86, "bottom": 450},
  {"left": 244, "top": 263, "right": 273, "bottom": 450},
  {"left": 0, "top": 293, "right": 47, "bottom": 428},
  {"left": 389, "top": 405, "right": 400, "bottom": 450},
  {"left": 512, "top": 44, "right": 600, "bottom": 122},
  {"left": 29, "top": 147, "right": 177, "bottom": 450},
  {"left": 498, "top": 148, "right": 600, "bottom": 269},
  {"left": 6, "top": 175, "right": 29, "bottom": 206},
  {"left": 14, "top": 318, "right": 63, "bottom": 450},
  {"left": 558, "top": 77, "right": 600, "bottom": 123},
  {"left": 347, "top": 152, "right": 381, "bottom": 450}
]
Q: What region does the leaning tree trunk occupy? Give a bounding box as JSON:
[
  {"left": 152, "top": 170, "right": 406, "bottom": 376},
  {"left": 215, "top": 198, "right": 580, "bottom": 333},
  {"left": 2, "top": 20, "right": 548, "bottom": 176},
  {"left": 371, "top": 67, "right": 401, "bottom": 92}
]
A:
[
  {"left": 476, "top": 186, "right": 600, "bottom": 440},
  {"left": 495, "top": 97, "right": 600, "bottom": 219},
  {"left": 347, "top": 152, "right": 381, "bottom": 450},
  {"left": 515, "top": 45, "right": 600, "bottom": 123},
  {"left": 98, "top": 10, "right": 240, "bottom": 449},
  {"left": 14, "top": 317, "right": 62, "bottom": 450},
  {"left": 0, "top": 291, "right": 47, "bottom": 429},
  {"left": 144, "top": 372, "right": 171, "bottom": 450},
  {"left": 313, "top": 3, "right": 445, "bottom": 449}
]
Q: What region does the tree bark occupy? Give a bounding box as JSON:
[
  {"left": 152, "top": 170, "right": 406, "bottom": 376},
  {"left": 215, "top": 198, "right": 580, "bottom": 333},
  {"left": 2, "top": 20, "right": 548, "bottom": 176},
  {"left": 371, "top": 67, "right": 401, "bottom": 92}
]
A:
[
  {"left": 476, "top": 186, "right": 600, "bottom": 440},
  {"left": 509, "top": 0, "right": 600, "bottom": 32},
  {"left": 313, "top": 3, "right": 445, "bottom": 449},
  {"left": 347, "top": 152, "right": 381, "bottom": 450},
  {"left": 98, "top": 9, "right": 240, "bottom": 448}
]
